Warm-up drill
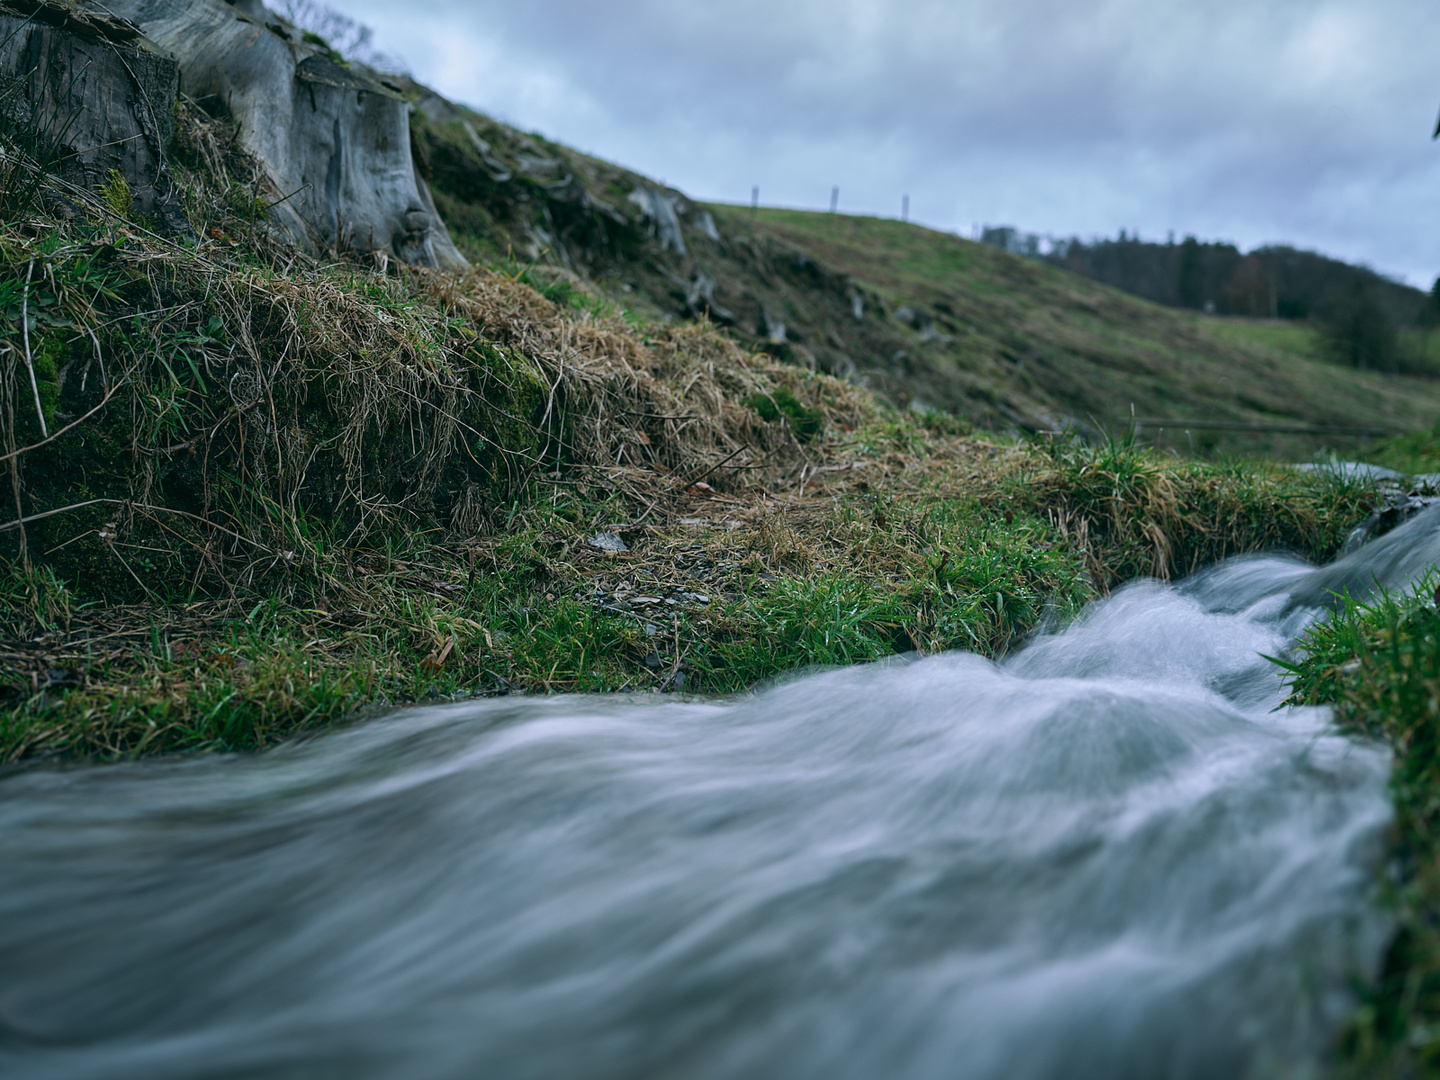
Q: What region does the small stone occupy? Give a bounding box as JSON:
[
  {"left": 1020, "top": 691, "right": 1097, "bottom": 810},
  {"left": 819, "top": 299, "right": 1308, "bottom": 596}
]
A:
[{"left": 587, "top": 532, "right": 628, "bottom": 553}]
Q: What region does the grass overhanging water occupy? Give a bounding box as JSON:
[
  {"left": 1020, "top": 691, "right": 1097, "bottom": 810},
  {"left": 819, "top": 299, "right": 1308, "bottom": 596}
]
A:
[{"left": 1282, "top": 570, "right": 1440, "bottom": 1077}]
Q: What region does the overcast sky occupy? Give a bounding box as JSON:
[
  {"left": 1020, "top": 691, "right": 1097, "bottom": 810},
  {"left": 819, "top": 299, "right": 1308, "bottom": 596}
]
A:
[{"left": 333, "top": 0, "right": 1440, "bottom": 286}]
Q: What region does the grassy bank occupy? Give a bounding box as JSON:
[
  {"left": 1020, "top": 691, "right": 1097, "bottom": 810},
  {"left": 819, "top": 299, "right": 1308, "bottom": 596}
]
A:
[
  {"left": 1283, "top": 577, "right": 1440, "bottom": 1076},
  {"left": 1, "top": 407, "right": 1374, "bottom": 761},
  {"left": 1360, "top": 420, "right": 1440, "bottom": 476},
  {"left": 0, "top": 103, "right": 1382, "bottom": 763}
]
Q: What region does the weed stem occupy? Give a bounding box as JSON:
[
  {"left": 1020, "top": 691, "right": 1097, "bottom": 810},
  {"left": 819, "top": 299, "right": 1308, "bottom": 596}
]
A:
[{"left": 20, "top": 259, "right": 46, "bottom": 439}]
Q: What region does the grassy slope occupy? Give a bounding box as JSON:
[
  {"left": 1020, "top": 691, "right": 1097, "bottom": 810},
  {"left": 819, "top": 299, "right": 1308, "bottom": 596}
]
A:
[
  {"left": 1285, "top": 576, "right": 1440, "bottom": 1076},
  {"left": 407, "top": 96, "right": 1440, "bottom": 460},
  {"left": 1362, "top": 426, "right": 1440, "bottom": 475},
  {"left": 1203, "top": 316, "right": 1321, "bottom": 360},
  {"left": 1210, "top": 318, "right": 1440, "bottom": 379},
  {"left": 1, "top": 409, "right": 1374, "bottom": 762},
  {"left": 723, "top": 206, "right": 1440, "bottom": 458}
]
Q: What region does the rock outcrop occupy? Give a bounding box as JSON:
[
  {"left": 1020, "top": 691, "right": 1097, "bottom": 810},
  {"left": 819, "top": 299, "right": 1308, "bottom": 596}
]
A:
[
  {"left": 105, "top": 0, "right": 466, "bottom": 270},
  {"left": 0, "top": 0, "right": 186, "bottom": 230},
  {"left": 628, "top": 185, "right": 687, "bottom": 256}
]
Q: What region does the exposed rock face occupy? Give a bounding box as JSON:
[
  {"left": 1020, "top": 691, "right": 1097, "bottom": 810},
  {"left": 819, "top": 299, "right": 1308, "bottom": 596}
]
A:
[
  {"left": 627, "top": 185, "right": 687, "bottom": 256},
  {"left": 0, "top": 0, "right": 186, "bottom": 230},
  {"left": 105, "top": 0, "right": 466, "bottom": 270}
]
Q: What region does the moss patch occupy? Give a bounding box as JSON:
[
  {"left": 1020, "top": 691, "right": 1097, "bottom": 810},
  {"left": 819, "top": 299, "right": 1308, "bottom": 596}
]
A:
[
  {"left": 744, "top": 386, "right": 824, "bottom": 442},
  {"left": 97, "top": 168, "right": 133, "bottom": 219}
]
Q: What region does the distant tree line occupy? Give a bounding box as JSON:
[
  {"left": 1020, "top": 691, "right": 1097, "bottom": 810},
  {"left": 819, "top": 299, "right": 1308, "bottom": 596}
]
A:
[{"left": 979, "top": 227, "right": 1440, "bottom": 376}]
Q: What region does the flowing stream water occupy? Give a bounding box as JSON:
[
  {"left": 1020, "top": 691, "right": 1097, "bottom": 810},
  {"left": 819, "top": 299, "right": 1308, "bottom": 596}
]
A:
[{"left": 8, "top": 509, "right": 1440, "bottom": 1079}]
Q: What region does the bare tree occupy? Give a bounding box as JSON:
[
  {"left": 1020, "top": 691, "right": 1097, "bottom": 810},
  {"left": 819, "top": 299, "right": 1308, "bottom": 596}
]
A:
[{"left": 271, "top": 0, "right": 408, "bottom": 74}]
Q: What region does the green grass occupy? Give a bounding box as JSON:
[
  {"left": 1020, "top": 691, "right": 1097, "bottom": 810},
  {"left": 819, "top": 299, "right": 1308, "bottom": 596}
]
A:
[
  {"left": 0, "top": 420, "right": 1375, "bottom": 761},
  {"left": 1200, "top": 316, "right": 1320, "bottom": 361},
  {"left": 1405, "top": 330, "right": 1440, "bottom": 376},
  {"left": 705, "top": 205, "right": 1440, "bottom": 460},
  {"left": 0, "top": 486, "right": 1088, "bottom": 757},
  {"left": 730, "top": 207, "right": 990, "bottom": 297},
  {"left": 1204, "top": 319, "right": 1440, "bottom": 382},
  {"left": 1360, "top": 419, "right": 1440, "bottom": 475},
  {"left": 744, "top": 386, "right": 824, "bottom": 442},
  {"left": 1010, "top": 431, "right": 1374, "bottom": 585},
  {"left": 1281, "top": 574, "right": 1440, "bottom": 1077}
]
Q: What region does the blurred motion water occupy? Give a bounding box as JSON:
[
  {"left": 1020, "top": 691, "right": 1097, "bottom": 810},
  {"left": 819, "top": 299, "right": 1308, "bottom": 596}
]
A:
[{"left": 8, "top": 510, "right": 1440, "bottom": 1079}]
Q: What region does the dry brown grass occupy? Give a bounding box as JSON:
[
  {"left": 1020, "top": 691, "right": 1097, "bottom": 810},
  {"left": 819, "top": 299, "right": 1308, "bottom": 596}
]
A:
[
  {"left": 0, "top": 105, "right": 876, "bottom": 610},
  {"left": 420, "top": 270, "right": 871, "bottom": 495}
]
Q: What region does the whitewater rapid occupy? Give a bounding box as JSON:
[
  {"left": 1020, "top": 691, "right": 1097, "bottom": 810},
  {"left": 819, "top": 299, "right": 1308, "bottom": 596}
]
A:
[{"left": 6, "top": 507, "right": 1440, "bottom": 1079}]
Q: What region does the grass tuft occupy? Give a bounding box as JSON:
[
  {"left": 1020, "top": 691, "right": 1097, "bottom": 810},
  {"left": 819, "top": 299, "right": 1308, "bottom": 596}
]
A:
[
  {"left": 1011, "top": 430, "right": 1372, "bottom": 587},
  {"left": 97, "top": 168, "right": 133, "bottom": 219},
  {"left": 1279, "top": 575, "right": 1440, "bottom": 1076}
]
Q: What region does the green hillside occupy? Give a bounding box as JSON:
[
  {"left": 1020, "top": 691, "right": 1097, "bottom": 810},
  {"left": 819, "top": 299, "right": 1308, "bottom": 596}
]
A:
[
  {"left": 408, "top": 92, "right": 1440, "bottom": 459},
  {"left": 1200, "top": 317, "right": 1321, "bottom": 360},
  {"left": 719, "top": 207, "right": 1440, "bottom": 457}
]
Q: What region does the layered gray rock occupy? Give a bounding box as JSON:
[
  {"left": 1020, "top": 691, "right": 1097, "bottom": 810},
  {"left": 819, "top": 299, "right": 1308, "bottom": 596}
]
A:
[
  {"left": 105, "top": 0, "right": 466, "bottom": 270},
  {"left": 0, "top": 0, "right": 186, "bottom": 229}
]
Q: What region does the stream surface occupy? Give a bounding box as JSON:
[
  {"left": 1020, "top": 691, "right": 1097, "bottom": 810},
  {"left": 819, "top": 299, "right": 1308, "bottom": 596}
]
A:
[{"left": 8, "top": 509, "right": 1440, "bottom": 1079}]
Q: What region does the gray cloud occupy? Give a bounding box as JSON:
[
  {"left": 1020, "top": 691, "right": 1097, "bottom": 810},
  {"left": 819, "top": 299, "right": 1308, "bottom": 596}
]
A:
[{"left": 338, "top": 0, "right": 1440, "bottom": 283}]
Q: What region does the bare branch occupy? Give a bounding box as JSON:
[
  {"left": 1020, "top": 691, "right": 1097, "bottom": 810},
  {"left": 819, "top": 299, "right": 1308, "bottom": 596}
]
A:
[{"left": 0, "top": 497, "right": 274, "bottom": 554}]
